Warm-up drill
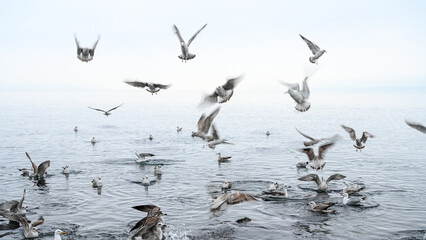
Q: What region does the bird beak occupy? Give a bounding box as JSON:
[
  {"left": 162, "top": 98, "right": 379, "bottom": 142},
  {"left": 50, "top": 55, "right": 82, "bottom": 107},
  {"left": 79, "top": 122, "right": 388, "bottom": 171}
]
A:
[
  {"left": 340, "top": 193, "right": 344, "bottom": 196},
  {"left": 62, "top": 232, "right": 66, "bottom": 234}
]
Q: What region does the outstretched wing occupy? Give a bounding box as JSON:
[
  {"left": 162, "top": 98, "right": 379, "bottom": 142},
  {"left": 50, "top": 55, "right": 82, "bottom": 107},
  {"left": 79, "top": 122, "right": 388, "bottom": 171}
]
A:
[
  {"left": 210, "top": 124, "right": 220, "bottom": 140},
  {"left": 152, "top": 83, "right": 171, "bottom": 89},
  {"left": 125, "top": 81, "right": 149, "bottom": 88},
  {"left": 298, "top": 147, "right": 315, "bottom": 161},
  {"left": 227, "top": 191, "right": 257, "bottom": 205},
  {"left": 318, "top": 142, "right": 335, "bottom": 159},
  {"left": 201, "top": 107, "right": 220, "bottom": 134},
  {"left": 107, "top": 103, "right": 123, "bottom": 113},
  {"left": 88, "top": 106, "right": 107, "bottom": 113},
  {"left": 30, "top": 216, "right": 44, "bottom": 228},
  {"left": 132, "top": 205, "right": 159, "bottom": 213},
  {"left": 74, "top": 34, "right": 82, "bottom": 55},
  {"left": 360, "top": 132, "right": 374, "bottom": 143},
  {"left": 326, "top": 174, "right": 346, "bottom": 184},
  {"left": 37, "top": 161, "right": 50, "bottom": 176},
  {"left": 25, "top": 152, "right": 38, "bottom": 175},
  {"left": 187, "top": 24, "right": 207, "bottom": 46},
  {"left": 201, "top": 91, "right": 219, "bottom": 106},
  {"left": 295, "top": 128, "right": 315, "bottom": 141},
  {"left": 89, "top": 35, "right": 100, "bottom": 56},
  {"left": 341, "top": 125, "right": 356, "bottom": 141},
  {"left": 222, "top": 75, "right": 243, "bottom": 90},
  {"left": 173, "top": 25, "right": 185, "bottom": 45},
  {"left": 405, "top": 120, "right": 426, "bottom": 134},
  {"left": 300, "top": 34, "right": 321, "bottom": 54},
  {"left": 298, "top": 174, "right": 321, "bottom": 186},
  {"left": 278, "top": 80, "right": 300, "bottom": 90},
  {"left": 300, "top": 76, "right": 310, "bottom": 99}
]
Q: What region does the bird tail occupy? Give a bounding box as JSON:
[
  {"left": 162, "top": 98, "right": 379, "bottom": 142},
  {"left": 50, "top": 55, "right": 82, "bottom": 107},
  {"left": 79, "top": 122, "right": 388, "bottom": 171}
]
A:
[{"left": 295, "top": 101, "right": 311, "bottom": 112}]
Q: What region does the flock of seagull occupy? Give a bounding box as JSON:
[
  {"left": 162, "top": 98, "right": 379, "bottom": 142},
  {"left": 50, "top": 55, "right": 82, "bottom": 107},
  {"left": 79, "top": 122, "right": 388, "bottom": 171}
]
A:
[{"left": 1, "top": 23, "right": 426, "bottom": 240}]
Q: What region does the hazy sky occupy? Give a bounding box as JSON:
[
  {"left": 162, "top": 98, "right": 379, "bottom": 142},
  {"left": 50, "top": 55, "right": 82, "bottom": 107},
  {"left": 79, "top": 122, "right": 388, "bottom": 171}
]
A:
[{"left": 1, "top": 0, "right": 426, "bottom": 92}]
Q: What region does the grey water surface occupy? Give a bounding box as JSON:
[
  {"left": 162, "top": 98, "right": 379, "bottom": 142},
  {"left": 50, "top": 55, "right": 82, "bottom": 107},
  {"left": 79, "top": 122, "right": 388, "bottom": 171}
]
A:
[{"left": 0, "top": 90, "right": 425, "bottom": 240}]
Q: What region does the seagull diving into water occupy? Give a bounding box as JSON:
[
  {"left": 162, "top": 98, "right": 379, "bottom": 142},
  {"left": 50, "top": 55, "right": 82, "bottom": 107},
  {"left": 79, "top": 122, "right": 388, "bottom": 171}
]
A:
[
  {"left": 200, "top": 76, "right": 243, "bottom": 106},
  {"left": 88, "top": 104, "right": 123, "bottom": 116},
  {"left": 341, "top": 125, "right": 374, "bottom": 151},
  {"left": 405, "top": 120, "right": 426, "bottom": 134},
  {"left": 298, "top": 173, "right": 346, "bottom": 191},
  {"left": 279, "top": 76, "right": 311, "bottom": 112},
  {"left": 299, "top": 34, "right": 326, "bottom": 64},
  {"left": 298, "top": 142, "right": 335, "bottom": 170},
  {"left": 74, "top": 34, "right": 100, "bottom": 62},
  {"left": 173, "top": 24, "right": 207, "bottom": 62},
  {"left": 124, "top": 81, "right": 171, "bottom": 95}
]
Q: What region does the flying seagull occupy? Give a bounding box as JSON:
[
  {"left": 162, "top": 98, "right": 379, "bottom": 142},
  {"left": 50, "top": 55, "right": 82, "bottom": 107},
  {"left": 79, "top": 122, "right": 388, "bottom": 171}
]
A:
[
  {"left": 25, "top": 152, "right": 50, "bottom": 180},
  {"left": 124, "top": 81, "right": 171, "bottom": 95},
  {"left": 299, "top": 34, "right": 326, "bottom": 64},
  {"left": 308, "top": 201, "right": 335, "bottom": 213},
  {"left": 0, "top": 211, "right": 44, "bottom": 238},
  {"left": 298, "top": 142, "right": 335, "bottom": 170},
  {"left": 279, "top": 76, "right": 311, "bottom": 112},
  {"left": 296, "top": 128, "right": 340, "bottom": 147},
  {"left": 135, "top": 153, "right": 155, "bottom": 163},
  {"left": 341, "top": 125, "right": 374, "bottom": 151},
  {"left": 200, "top": 76, "right": 243, "bottom": 106},
  {"left": 192, "top": 107, "right": 220, "bottom": 139},
  {"left": 74, "top": 34, "right": 100, "bottom": 62},
  {"left": 88, "top": 104, "right": 123, "bottom": 116},
  {"left": 405, "top": 120, "right": 426, "bottom": 134},
  {"left": 173, "top": 24, "right": 207, "bottom": 62},
  {"left": 298, "top": 173, "right": 346, "bottom": 191},
  {"left": 211, "top": 191, "right": 257, "bottom": 212}
]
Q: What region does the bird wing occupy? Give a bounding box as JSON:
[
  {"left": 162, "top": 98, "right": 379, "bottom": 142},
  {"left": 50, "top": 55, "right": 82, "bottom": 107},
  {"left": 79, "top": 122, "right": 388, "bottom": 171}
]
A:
[
  {"left": 295, "top": 128, "right": 316, "bottom": 141},
  {"left": 299, "top": 148, "right": 315, "bottom": 161},
  {"left": 139, "top": 153, "right": 155, "bottom": 157},
  {"left": 25, "top": 152, "right": 38, "bottom": 175},
  {"left": 227, "top": 191, "right": 257, "bottom": 205},
  {"left": 187, "top": 24, "right": 207, "bottom": 47},
  {"left": 278, "top": 81, "right": 300, "bottom": 90},
  {"left": 107, "top": 103, "right": 123, "bottom": 113},
  {"left": 222, "top": 76, "right": 243, "bottom": 90},
  {"left": 37, "top": 161, "right": 50, "bottom": 176},
  {"left": 300, "top": 76, "right": 310, "bottom": 99},
  {"left": 326, "top": 174, "right": 346, "bottom": 184},
  {"left": 298, "top": 174, "right": 321, "bottom": 186},
  {"left": 173, "top": 25, "right": 185, "bottom": 45},
  {"left": 210, "top": 193, "right": 228, "bottom": 212},
  {"left": 132, "top": 205, "right": 159, "bottom": 213},
  {"left": 405, "top": 120, "right": 426, "bottom": 134},
  {"left": 360, "top": 132, "right": 374, "bottom": 143},
  {"left": 0, "top": 201, "right": 19, "bottom": 212},
  {"left": 0, "top": 211, "right": 30, "bottom": 232},
  {"left": 318, "top": 142, "right": 335, "bottom": 159},
  {"left": 210, "top": 124, "right": 220, "bottom": 140},
  {"left": 89, "top": 35, "right": 100, "bottom": 56},
  {"left": 299, "top": 34, "right": 320, "bottom": 54},
  {"left": 201, "top": 107, "right": 220, "bottom": 134},
  {"left": 152, "top": 83, "right": 171, "bottom": 89},
  {"left": 341, "top": 125, "right": 357, "bottom": 141},
  {"left": 201, "top": 91, "right": 219, "bottom": 106},
  {"left": 88, "top": 106, "right": 107, "bottom": 113},
  {"left": 74, "top": 34, "right": 82, "bottom": 55},
  {"left": 316, "top": 202, "right": 335, "bottom": 210},
  {"left": 30, "top": 216, "right": 44, "bottom": 228},
  {"left": 124, "top": 81, "right": 149, "bottom": 88},
  {"left": 17, "top": 189, "right": 26, "bottom": 210}
]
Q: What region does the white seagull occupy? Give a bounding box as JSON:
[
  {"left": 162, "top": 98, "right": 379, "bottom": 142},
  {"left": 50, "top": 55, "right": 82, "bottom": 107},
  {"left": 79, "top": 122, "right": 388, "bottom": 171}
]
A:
[
  {"left": 75, "top": 34, "right": 100, "bottom": 62},
  {"left": 298, "top": 142, "right": 335, "bottom": 170},
  {"left": 300, "top": 34, "right": 326, "bottom": 64},
  {"left": 341, "top": 125, "right": 374, "bottom": 151},
  {"left": 279, "top": 76, "right": 311, "bottom": 112},
  {"left": 341, "top": 193, "right": 366, "bottom": 206},
  {"left": 92, "top": 177, "right": 102, "bottom": 188},
  {"left": 200, "top": 76, "right": 243, "bottom": 106},
  {"left": 154, "top": 166, "right": 162, "bottom": 175},
  {"left": 173, "top": 24, "right": 207, "bottom": 62},
  {"left": 142, "top": 176, "right": 150, "bottom": 186},
  {"left": 54, "top": 229, "right": 66, "bottom": 240},
  {"left": 298, "top": 173, "right": 346, "bottom": 191},
  {"left": 62, "top": 165, "right": 70, "bottom": 174},
  {"left": 205, "top": 124, "right": 233, "bottom": 150},
  {"left": 124, "top": 81, "right": 171, "bottom": 95}
]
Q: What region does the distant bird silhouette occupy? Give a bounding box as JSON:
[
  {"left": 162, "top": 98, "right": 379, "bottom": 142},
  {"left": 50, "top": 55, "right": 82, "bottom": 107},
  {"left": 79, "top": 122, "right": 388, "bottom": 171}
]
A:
[
  {"left": 88, "top": 104, "right": 123, "bottom": 116},
  {"left": 124, "top": 81, "right": 171, "bottom": 95},
  {"left": 405, "top": 120, "right": 426, "bottom": 134},
  {"left": 341, "top": 125, "right": 374, "bottom": 151}
]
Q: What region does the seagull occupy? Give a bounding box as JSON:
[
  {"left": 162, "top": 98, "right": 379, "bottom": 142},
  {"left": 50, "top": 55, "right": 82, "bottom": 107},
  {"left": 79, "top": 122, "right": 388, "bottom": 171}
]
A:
[
  {"left": 341, "top": 125, "right": 374, "bottom": 151},
  {"left": 142, "top": 176, "right": 150, "bottom": 186},
  {"left": 173, "top": 24, "right": 207, "bottom": 62},
  {"left": 279, "top": 76, "right": 311, "bottom": 112},
  {"left": 264, "top": 185, "right": 291, "bottom": 198},
  {"left": 298, "top": 173, "right": 346, "bottom": 191},
  {"left": 295, "top": 156, "right": 309, "bottom": 168},
  {"left": 91, "top": 137, "right": 97, "bottom": 144},
  {"left": 296, "top": 128, "right": 340, "bottom": 147},
  {"left": 25, "top": 152, "right": 50, "bottom": 180},
  {"left": 200, "top": 76, "right": 243, "bottom": 106},
  {"left": 342, "top": 181, "right": 365, "bottom": 194},
  {"left": 192, "top": 107, "right": 220, "bottom": 139},
  {"left": 92, "top": 177, "right": 102, "bottom": 188},
  {"left": 135, "top": 152, "right": 155, "bottom": 163},
  {"left": 62, "top": 166, "right": 70, "bottom": 174},
  {"left": 341, "top": 193, "right": 366, "bottom": 206},
  {"left": 154, "top": 166, "right": 162, "bottom": 175},
  {"left": 176, "top": 126, "right": 182, "bottom": 132},
  {"left": 205, "top": 124, "right": 233, "bottom": 150},
  {"left": 299, "top": 34, "right": 326, "bottom": 64},
  {"left": 88, "top": 104, "right": 123, "bottom": 116},
  {"left": 148, "top": 135, "right": 153, "bottom": 141},
  {"left": 298, "top": 142, "right": 335, "bottom": 170},
  {"left": 18, "top": 168, "right": 32, "bottom": 176},
  {"left": 210, "top": 191, "right": 257, "bottom": 212},
  {"left": 308, "top": 201, "right": 336, "bottom": 213},
  {"left": 124, "top": 81, "right": 171, "bottom": 95},
  {"left": 217, "top": 153, "right": 231, "bottom": 162},
  {"left": 0, "top": 211, "right": 44, "bottom": 238},
  {"left": 221, "top": 181, "right": 232, "bottom": 190},
  {"left": 75, "top": 34, "right": 100, "bottom": 62},
  {"left": 54, "top": 229, "right": 66, "bottom": 240},
  {"left": 405, "top": 120, "right": 426, "bottom": 134},
  {"left": 0, "top": 189, "right": 27, "bottom": 214},
  {"left": 74, "top": 126, "right": 78, "bottom": 132},
  {"left": 130, "top": 205, "right": 166, "bottom": 240},
  {"left": 266, "top": 131, "right": 270, "bottom": 136}
]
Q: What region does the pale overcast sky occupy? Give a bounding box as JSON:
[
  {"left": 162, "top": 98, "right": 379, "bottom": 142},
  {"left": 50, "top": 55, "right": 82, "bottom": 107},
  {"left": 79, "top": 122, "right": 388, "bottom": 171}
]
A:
[{"left": 1, "top": 0, "right": 425, "bottom": 92}]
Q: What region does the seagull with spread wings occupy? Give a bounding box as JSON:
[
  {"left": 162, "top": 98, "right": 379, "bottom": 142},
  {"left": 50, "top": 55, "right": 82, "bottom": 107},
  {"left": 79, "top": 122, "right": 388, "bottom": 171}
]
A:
[
  {"left": 279, "top": 76, "right": 311, "bottom": 112},
  {"left": 0, "top": 210, "right": 44, "bottom": 238},
  {"left": 200, "top": 76, "right": 243, "bottom": 106},
  {"left": 24, "top": 152, "right": 50, "bottom": 180},
  {"left": 341, "top": 125, "right": 374, "bottom": 151},
  {"left": 298, "top": 142, "right": 335, "bottom": 170},
  {"left": 124, "top": 81, "right": 171, "bottom": 95},
  {"left": 295, "top": 128, "right": 340, "bottom": 147},
  {"left": 300, "top": 34, "right": 326, "bottom": 64},
  {"left": 298, "top": 173, "right": 346, "bottom": 191},
  {"left": 88, "top": 104, "right": 123, "bottom": 116},
  {"left": 74, "top": 34, "right": 100, "bottom": 62},
  {"left": 173, "top": 24, "right": 207, "bottom": 62},
  {"left": 192, "top": 107, "right": 220, "bottom": 140}
]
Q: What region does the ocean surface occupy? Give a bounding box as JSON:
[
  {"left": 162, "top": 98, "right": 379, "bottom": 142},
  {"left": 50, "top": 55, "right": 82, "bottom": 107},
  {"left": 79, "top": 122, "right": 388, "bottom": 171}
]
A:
[{"left": 0, "top": 90, "right": 425, "bottom": 240}]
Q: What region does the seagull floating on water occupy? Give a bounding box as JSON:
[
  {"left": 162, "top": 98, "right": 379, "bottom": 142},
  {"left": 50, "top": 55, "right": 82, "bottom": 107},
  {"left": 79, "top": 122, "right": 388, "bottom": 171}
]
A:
[
  {"left": 54, "top": 229, "right": 66, "bottom": 240},
  {"left": 176, "top": 126, "right": 182, "bottom": 132},
  {"left": 341, "top": 125, "right": 374, "bottom": 151},
  {"left": 299, "top": 34, "right": 326, "bottom": 64},
  {"left": 405, "top": 120, "right": 426, "bottom": 134},
  {"left": 74, "top": 34, "right": 100, "bottom": 62},
  {"left": 62, "top": 166, "right": 70, "bottom": 174},
  {"left": 0, "top": 211, "right": 44, "bottom": 238},
  {"left": 173, "top": 24, "right": 207, "bottom": 62},
  {"left": 308, "top": 201, "right": 336, "bottom": 213},
  {"left": 148, "top": 135, "right": 153, "bottom": 141},
  {"left": 135, "top": 152, "right": 155, "bottom": 163},
  {"left": 266, "top": 131, "right": 270, "bottom": 136},
  {"left": 88, "top": 104, "right": 123, "bottom": 116},
  {"left": 217, "top": 153, "right": 231, "bottom": 163},
  {"left": 279, "top": 76, "right": 311, "bottom": 112},
  {"left": 268, "top": 182, "right": 279, "bottom": 191},
  {"left": 299, "top": 142, "right": 335, "bottom": 170},
  {"left": 91, "top": 137, "right": 96, "bottom": 144},
  {"left": 210, "top": 191, "right": 257, "bottom": 212},
  {"left": 124, "top": 81, "right": 171, "bottom": 95},
  {"left": 200, "top": 76, "right": 243, "bottom": 106},
  {"left": 298, "top": 173, "right": 346, "bottom": 191},
  {"left": 341, "top": 193, "right": 366, "bottom": 206},
  {"left": 25, "top": 152, "right": 50, "bottom": 180},
  {"left": 92, "top": 177, "right": 102, "bottom": 188},
  {"left": 343, "top": 181, "right": 365, "bottom": 194},
  {"left": 221, "top": 181, "right": 232, "bottom": 190},
  {"left": 264, "top": 185, "right": 290, "bottom": 198},
  {"left": 154, "top": 166, "right": 162, "bottom": 175},
  {"left": 74, "top": 126, "right": 78, "bottom": 132},
  {"left": 295, "top": 156, "right": 309, "bottom": 168},
  {"left": 142, "top": 176, "right": 150, "bottom": 186}
]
